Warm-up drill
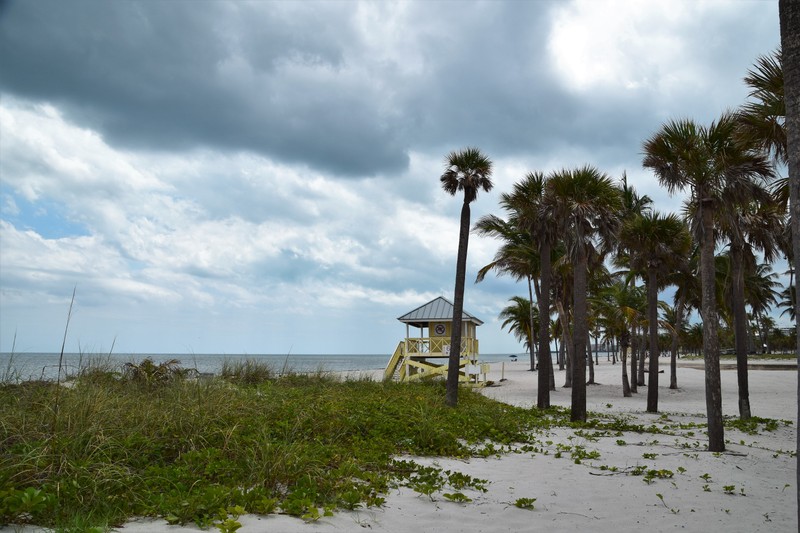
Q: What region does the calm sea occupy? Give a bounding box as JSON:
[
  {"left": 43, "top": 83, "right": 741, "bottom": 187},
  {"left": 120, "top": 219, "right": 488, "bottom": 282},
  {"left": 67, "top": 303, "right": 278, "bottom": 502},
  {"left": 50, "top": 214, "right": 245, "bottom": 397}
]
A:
[{"left": 0, "top": 352, "right": 516, "bottom": 382}]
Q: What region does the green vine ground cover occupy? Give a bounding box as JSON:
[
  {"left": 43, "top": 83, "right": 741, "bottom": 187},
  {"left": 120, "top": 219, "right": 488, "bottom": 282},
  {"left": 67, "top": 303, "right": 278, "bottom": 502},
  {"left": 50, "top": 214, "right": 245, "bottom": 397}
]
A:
[{"left": 0, "top": 360, "right": 792, "bottom": 532}]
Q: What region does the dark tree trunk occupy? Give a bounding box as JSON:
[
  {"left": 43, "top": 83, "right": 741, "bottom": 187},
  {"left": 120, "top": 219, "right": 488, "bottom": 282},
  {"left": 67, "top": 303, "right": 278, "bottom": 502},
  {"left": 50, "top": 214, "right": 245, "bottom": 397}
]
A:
[
  {"left": 571, "top": 234, "right": 588, "bottom": 422},
  {"left": 556, "top": 334, "right": 564, "bottom": 370},
  {"left": 621, "top": 330, "right": 631, "bottom": 397},
  {"left": 528, "top": 277, "right": 537, "bottom": 372},
  {"left": 700, "top": 198, "right": 725, "bottom": 451},
  {"left": 630, "top": 334, "right": 638, "bottom": 394},
  {"left": 445, "top": 199, "right": 471, "bottom": 407},
  {"left": 537, "top": 241, "right": 552, "bottom": 409},
  {"left": 587, "top": 336, "right": 595, "bottom": 385},
  {"left": 556, "top": 299, "right": 572, "bottom": 385},
  {"left": 637, "top": 325, "right": 647, "bottom": 386},
  {"left": 670, "top": 295, "right": 686, "bottom": 389},
  {"left": 778, "top": 0, "right": 800, "bottom": 519},
  {"left": 646, "top": 267, "right": 660, "bottom": 413},
  {"left": 730, "top": 244, "right": 752, "bottom": 420}
]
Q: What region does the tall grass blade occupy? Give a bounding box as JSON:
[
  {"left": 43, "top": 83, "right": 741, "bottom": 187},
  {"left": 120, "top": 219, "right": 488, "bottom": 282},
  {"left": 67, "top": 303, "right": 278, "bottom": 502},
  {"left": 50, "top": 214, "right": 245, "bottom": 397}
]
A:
[{"left": 52, "top": 285, "right": 76, "bottom": 433}]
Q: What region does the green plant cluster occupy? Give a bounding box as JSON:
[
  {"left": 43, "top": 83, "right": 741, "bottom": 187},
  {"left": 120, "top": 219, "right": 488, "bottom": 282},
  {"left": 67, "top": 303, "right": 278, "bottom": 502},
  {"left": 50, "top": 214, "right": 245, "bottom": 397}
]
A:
[{"left": 0, "top": 363, "right": 562, "bottom": 530}]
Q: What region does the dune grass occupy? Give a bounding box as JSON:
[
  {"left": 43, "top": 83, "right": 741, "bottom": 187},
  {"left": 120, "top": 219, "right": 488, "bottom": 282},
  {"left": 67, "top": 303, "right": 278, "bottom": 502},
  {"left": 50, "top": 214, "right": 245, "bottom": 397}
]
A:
[
  {"left": 2, "top": 358, "right": 790, "bottom": 532},
  {"left": 0, "top": 359, "right": 572, "bottom": 531}
]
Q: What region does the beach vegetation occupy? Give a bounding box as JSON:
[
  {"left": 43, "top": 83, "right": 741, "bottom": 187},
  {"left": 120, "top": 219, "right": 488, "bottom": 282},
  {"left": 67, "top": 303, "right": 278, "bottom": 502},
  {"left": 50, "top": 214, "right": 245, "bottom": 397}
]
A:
[
  {"left": 0, "top": 362, "right": 564, "bottom": 529},
  {"left": 513, "top": 497, "right": 537, "bottom": 510}
]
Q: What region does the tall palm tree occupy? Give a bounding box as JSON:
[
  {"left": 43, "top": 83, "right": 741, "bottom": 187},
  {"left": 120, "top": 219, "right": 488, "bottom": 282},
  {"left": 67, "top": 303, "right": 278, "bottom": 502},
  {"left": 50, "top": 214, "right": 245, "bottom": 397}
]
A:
[
  {"left": 475, "top": 172, "right": 556, "bottom": 406},
  {"left": 474, "top": 213, "right": 539, "bottom": 370},
  {"left": 543, "top": 166, "right": 622, "bottom": 422},
  {"left": 619, "top": 212, "right": 691, "bottom": 413},
  {"left": 440, "top": 147, "right": 493, "bottom": 407},
  {"left": 643, "top": 112, "right": 773, "bottom": 451},
  {"left": 474, "top": 172, "right": 546, "bottom": 376},
  {"left": 777, "top": 1, "right": 799, "bottom": 513},
  {"left": 718, "top": 178, "right": 777, "bottom": 420}
]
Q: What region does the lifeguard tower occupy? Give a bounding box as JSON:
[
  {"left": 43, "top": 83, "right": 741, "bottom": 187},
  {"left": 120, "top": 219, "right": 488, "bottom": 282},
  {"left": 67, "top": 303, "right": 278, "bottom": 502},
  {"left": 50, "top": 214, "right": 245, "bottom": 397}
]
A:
[{"left": 384, "top": 296, "right": 489, "bottom": 384}]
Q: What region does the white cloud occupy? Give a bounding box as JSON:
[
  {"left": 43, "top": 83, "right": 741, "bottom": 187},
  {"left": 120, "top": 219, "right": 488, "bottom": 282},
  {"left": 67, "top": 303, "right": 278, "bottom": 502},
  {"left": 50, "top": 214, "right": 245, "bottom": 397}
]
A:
[{"left": 548, "top": 0, "right": 723, "bottom": 95}]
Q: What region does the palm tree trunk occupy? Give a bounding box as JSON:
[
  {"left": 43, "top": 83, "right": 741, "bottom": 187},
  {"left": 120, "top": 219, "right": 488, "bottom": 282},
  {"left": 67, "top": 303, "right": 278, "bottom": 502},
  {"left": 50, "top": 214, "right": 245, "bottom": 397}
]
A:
[
  {"left": 730, "top": 244, "right": 752, "bottom": 420},
  {"left": 778, "top": 0, "right": 800, "bottom": 518},
  {"left": 571, "top": 234, "right": 588, "bottom": 422},
  {"left": 621, "top": 331, "right": 631, "bottom": 397},
  {"left": 445, "top": 199, "right": 471, "bottom": 407},
  {"left": 670, "top": 295, "right": 686, "bottom": 389},
  {"left": 556, "top": 299, "right": 573, "bottom": 386},
  {"left": 527, "top": 277, "right": 537, "bottom": 371},
  {"left": 646, "top": 267, "right": 660, "bottom": 413},
  {"left": 587, "top": 336, "right": 595, "bottom": 385},
  {"left": 537, "top": 242, "right": 552, "bottom": 408},
  {"left": 637, "top": 324, "right": 647, "bottom": 386},
  {"left": 700, "top": 199, "right": 725, "bottom": 451},
  {"left": 630, "top": 335, "right": 638, "bottom": 394}
]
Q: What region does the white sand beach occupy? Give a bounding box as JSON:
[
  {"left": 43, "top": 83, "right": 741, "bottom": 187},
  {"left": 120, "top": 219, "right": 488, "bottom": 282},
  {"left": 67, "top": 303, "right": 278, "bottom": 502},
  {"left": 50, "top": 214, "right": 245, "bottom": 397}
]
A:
[{"left": 6, "top": 359, "right": 798, "bottom": 533}]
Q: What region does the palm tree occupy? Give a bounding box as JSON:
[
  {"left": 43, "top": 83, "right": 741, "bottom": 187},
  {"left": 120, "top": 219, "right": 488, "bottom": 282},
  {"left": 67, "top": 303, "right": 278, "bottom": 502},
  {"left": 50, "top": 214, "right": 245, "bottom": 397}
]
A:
[
  {"left": 543, "top": 166, "right": 622, "bottom": 422},
  {"left": 777, "top": 1, "right": 799, "bottom": 514},
  {"left": 440, "top": 147, "right": 493, "bottom": 407},
  {"left": 718, "top": 180, "right": 778, "bottom": 420},
  {"left": 779, "top": 285, "right": 796, "bottom": 322},
  {"left": 473, "top": 171, "right": 557, "bottom": 407},
  {"left": 474, "top": 212, "right": 539, "bottom": 370},
  {"left": 643, "top": 112, "right": 773, "bottom": 451},
  {"left": 745, "top": 263, "right": 781, "bottom": 353},
  {"left": 619, "top": 212, "right": 691, "bottom": 413},
  {"left": 498, "top": 296, "right": 538, "bottom": 352},
  {"left": 739, "top": 49, "right": 786, "bottom": 166},
  {"left": 664, "top": 245, "right": 700, "bottom": 389},
  {"left": 474, "top": 172, "right": 546, "bottom": 375},
  {"left": 594, "top": 280, "right": 645, "bottom": 397}
]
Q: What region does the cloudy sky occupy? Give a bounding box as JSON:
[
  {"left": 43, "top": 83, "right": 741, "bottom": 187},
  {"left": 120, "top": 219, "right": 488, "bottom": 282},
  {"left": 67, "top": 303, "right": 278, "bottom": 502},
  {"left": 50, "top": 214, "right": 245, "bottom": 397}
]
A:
[{"left": 0, "top": 0, "right": 784, "bottom": 356}]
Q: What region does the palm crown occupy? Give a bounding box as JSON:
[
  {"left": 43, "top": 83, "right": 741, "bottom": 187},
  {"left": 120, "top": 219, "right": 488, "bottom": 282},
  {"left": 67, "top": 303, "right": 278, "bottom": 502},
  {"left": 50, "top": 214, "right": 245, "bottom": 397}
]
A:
[{"left": 440, "top": 147, "right": 494, "bottom": 203}]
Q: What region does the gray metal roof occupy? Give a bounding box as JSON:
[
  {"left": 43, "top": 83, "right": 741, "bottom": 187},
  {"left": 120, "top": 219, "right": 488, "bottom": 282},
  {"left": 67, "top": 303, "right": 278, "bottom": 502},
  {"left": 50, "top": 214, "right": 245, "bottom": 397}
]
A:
[{"left": 398, "top": 296, "right": 483, "bottom": 327}]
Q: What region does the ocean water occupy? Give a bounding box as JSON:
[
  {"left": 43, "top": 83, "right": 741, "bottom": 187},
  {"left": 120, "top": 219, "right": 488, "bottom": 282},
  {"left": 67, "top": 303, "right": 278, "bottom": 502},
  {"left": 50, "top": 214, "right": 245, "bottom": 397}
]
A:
[{"left": 0, "top": 352, "right": 517, "bottom": 382}]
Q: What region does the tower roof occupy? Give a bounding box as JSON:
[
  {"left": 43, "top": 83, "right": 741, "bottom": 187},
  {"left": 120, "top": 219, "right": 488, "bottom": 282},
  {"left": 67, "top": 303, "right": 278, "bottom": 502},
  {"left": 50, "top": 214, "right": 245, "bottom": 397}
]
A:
[{"left": 397, "top": 296, "right": 483, "bottom": 328}]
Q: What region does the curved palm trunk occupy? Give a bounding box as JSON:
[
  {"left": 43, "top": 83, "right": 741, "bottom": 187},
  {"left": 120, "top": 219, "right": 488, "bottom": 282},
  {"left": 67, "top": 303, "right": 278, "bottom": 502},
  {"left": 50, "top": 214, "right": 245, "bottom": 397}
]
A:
[
  {"left": 646, "top": 267, "right": 660, "bottom": 413},
  {"left": 700, "top": 199, "right": 725, "bottom": 451},
  {"left": 730, "top": 244, "right": 752, "bottom": 420},
  {"left": 537, "top": 242, "right": 552, "bottom": 408},
  {"left": 571, "top": 236, "right": 588, "bottom": 422},
  {"left": 670, "top": 295, "right": 686, "bottom": 389},
  {"left": 445, "top": 199, "right": 471, "bottom": 407},
  {"left": 778, "top": 0, "right": 800, "bottom": 518}
]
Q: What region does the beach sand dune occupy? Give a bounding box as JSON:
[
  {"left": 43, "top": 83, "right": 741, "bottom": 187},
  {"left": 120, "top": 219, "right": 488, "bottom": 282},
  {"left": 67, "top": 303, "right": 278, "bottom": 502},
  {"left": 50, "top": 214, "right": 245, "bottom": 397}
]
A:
[{"left": 5, "top": 361, "right": 797, "bottom": 532}]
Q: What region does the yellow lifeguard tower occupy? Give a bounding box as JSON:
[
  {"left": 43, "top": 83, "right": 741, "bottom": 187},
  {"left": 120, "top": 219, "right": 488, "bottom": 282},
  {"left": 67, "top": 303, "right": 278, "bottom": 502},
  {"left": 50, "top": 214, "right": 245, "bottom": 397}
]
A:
[{"left": 384, "top": 296, "right": 489, "bottom": 384}]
